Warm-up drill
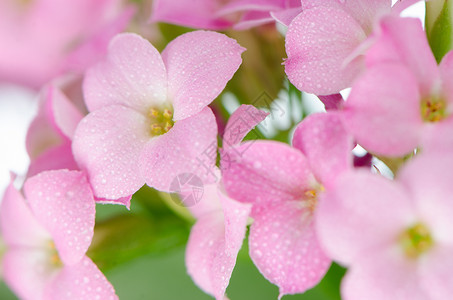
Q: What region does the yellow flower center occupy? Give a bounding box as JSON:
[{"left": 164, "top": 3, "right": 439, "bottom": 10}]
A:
[
  {"left": 420, "top": 96, "right": 448, "bottom": 122},
  {"left": 399, "top": 223, "right": 433, "bottom": 259},
  {"left": 302, "top": 185, "right": 324, "bottom": 212},
  {"left": 47, "top": 241, "right": 63, "bottom": 267},
  {"left": 148, "top": 105, "right": 174, "bottom": 136}
]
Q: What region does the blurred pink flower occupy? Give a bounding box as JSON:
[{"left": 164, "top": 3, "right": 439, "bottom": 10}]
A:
[
  {"left": 0, "top": 0, "right": 134, "bottom": 89},
  {"left": 317, "top": 154, "right": 453, "bottom": 300},
  {"left": 72, "top": 32, "right": 244, "bottom": 199},
  {"left": 343, "top": 16, "right": 453, "bottom": 156},
  {"left": 150, "top": 0, "right": 300, "bottom": 30},
  {"left": 221, "top": 112, "right": 353, "bottom": 298},
  {"left": 1, "top": 170, "right": 117, "bottom": 299}
]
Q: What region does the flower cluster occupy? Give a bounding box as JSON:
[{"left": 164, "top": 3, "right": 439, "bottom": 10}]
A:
[{"left": 1, "top": 0, "right": 452, "bottom": 299}]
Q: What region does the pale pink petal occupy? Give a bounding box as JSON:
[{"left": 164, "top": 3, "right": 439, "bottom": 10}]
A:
[
  {"left": 366, "top": 16, "right": 439, "bottom": 95},
  {"left": 72, "top": 105, "right": 149, "bottom": 199},
  {"left": 140, "top": 107, "right": 218, "bottom": 192},
  {"left": 292, "top": 112, "right": 353, "bottom": 186},
  {"left": 45, "top": 256, "right": 118, "bottom": 300},
  {"left": 341, "top": 0, "right": 392, "bottom": 34},
  {"left": 419, "top": 246, "right": 453, "bottom": 300},
  {"left": 316, "top": 170, "right": 416, "bottom": 265},
  {"left": 271, "top": 7, "right": 303, "bottom": 27},
  {"left": 24, "top": 170, "right": 95, "bottom": 266},
  {"left": 249, "top": 201, "right": 331, "bottom": 298},
  {"left": 162, "top": 31, "right": 245, "bottom": 120},
  {"left": 0, "top": 181, "right": 50, "bottom": 247},
  {"left": 285, "top": 7, "right": 367, "bottom": 95},
  {"left": 50, "top": 86, "right": 84, "bottom": 140},
  {"left": 222, "top": 141, "right": 314, "bottom": 205},
  {"left": 398, "top": 155, "right": 453, "bottom": 245},
  {"left": 188, "top": 182, "right": 222, "bottom": 219},
  {"left": 222, "top": 105, "right": 268, "bottom": 150},
  {"left": 2, "top": 249, "right": 58, "bottom": 300},
  {"left": 439, "top": 50, "right": 453, "bottom": 105},
  {"left": 342, "top": 248, "right": 426, "bottom": 300},
  {"left": 27, "top": 143, "right": 79, "bottom": 178},
  {"left": 343, "top": 63, "right": 422, "bottom": 156},
  {"left": 233, "top": 11, "right": 275, "bottom": 30},
  {"left": 83, "top": 33, "right": 167, "bottom": 113},
  {"left": 186, "top": 189, "right": 250, "bottom": 300},
  {"left": 218, "top": 0, "right": 286, "bottom": 15},
  {"left": 420, "top": 118, "right": 453, "bottom": 154},
  {"left": 95, "top": 195, "right": 132, "bottom": 209},
  {"left": 150, "top": 0, "right": 232, "bottom": 30}
]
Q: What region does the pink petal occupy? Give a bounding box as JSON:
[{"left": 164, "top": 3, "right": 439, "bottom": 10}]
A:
[
  {"left": 72, "top": 105, "right": 149, "bottom": 199},
  {"left": 162, "top": 31, "right": 245, "bottom": 120},
  {"left": 0, "top": 181, "right": 50, "bottom": 247},
  {"left": 222, "top": 105, "right": 268, "bottom": 150},
  {"left": 50, "top": 85, "right": 84, "bottom": 140},
  {"left": 27, "top": 143, "right": 79, "bottom": 178},
  {"left": 366, "top": 16, "right": 439, "bottom": 95},
  {"left": 439, "top": 50, "right": 453, "bottom": 105},
  {"left": 342, "top": 248, "right": 426, "bottom": 300},
  {"left": 292, "top": 112, "right": 353, "bottom": 186},
  {"left": 218, "top": 0, "right": 286, "bottom": 15},
  {"left": 2, "top": 249, "right": 58, "bottom": 300},
  {"left": 221, "top": 141, "right": 315, "bottom": 205},
  {"left": 285, "top": 7, "right": 367, "bottom": 95},
  {"left": 419, "top": 245, "right": 453, "bottom": 300},
  {"left": 140, "top": 107, "right": 218, "bottom": 192},
  {"left": 420, "top": 118, "right": 453, "bottom": 154},
  {"left": 340, "top": 0, "right": 392, "bottom": 34},
  {"left": 24, "top": 170, "right": 96, "bottom": 266},
  {"left": 95, "top": 195, "right": 132, "bottom": 210},
  {"left": 83, "top": 33, "right": 167, "bottom": 113},
  {"left": 45, "top": 256, "right": 118, "bottom": 300},
  {"left": 187, "top": 182, "right": 222, "bottom": 219},
  {"left": 186, "top": 189, "right": 250, "bottom": 300},
  {"left": 398, "top": 154, "right": 453, "bottom": 245},
  {"left": 249, "top": 201, "right": 331, "bottom": 298},
  {"left": 343, "top": 63, "right": 422, "bottom": 156},
  {"left": 150, "top": 0, "right": 232, "bottom": 30},
  {"left": 271, "top": 7, "right": 303, "bottom": 27},
  {"left": 233, "top": 11, "right": 275, "bottom": 30},
  {"left": 316, "top": 170, "right": 415, "bottom": 265}
]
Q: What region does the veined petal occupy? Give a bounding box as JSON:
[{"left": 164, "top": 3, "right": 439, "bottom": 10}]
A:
[
  {"left": 72, "top": 105, "right": 149, "bottom": 199},
  {"left": 285, "top": 7, "right": 367, "bottom": 95},
  {"left": 162, "top": 31, "right": 244, "bottom": 120},
  {"left": 24, "top": 170, "right": 96, "bottom": 266},
  {"left": 140, "top": 107, "right": 218, "bottom": 192},
  {"left": 83, "top": 33, "right": 167, "bottom": 114},
  {"left": 249, "top": 201, "right": 331, "bottom": 298}
]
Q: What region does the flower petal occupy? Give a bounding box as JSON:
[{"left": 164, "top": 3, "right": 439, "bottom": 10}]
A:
[
  {"left": 292, "top": 112, "right": 353, "bottom": 186},
  {"left": 72, "top": 105, "right": 149, "bottom": 199},
  {"left": 343, "top": 63, "right": 422, "bottom": 156},
  {"left": 419, "top": 245, "right": 453, "bottom": 300},
  {"left": 83, "top": 33, "right": 167, "bottom": 113},
  {"left": 222, "top": 141, "right": 314, "bottom": 205},
  {"left": 2, "top": 249, "right": 58, "bottom": 300},
  {"left": 285, "top": 7, "right": 367, "bottom": 95},
  {"left": 27, "top": 143, "right": 79, "bottom": 178},
  {"left": 249, "top": 201, "right": 331, "bottom": 298},
  {"left": 140, "top": 107, "right": 218, "bottom": 192},
  {"left": 0, "top": 181, "right": 49, "bottom": 247},
  {"left": 24, "top": 170, "right": 96, "bottom": 266},
  {"left": 162, "top": 31, "right": 244, "bottom": 120},
  {"left": 316, "top": 170, "right": 415, "bottom": 265},
  {"left": 45, "top": 256, "right": 118, "bottom": 300},
  {"left": 222, "top": 105, "right": 268, "bottom": 150}
]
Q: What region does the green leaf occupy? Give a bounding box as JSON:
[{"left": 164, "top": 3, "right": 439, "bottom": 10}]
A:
[{"left": 426, "top": 0, "right": 453, "bottom": 63}]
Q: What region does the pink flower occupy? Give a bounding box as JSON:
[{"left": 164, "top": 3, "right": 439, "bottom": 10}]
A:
[
  {"left": 285, "top": 0, "right": 402, "bottom": 95},
  {"left": 221, "top": 111, "right": 353, "bottom": 298},
  {"left": 343, "top": 16, "right": 453, "bottom": 156},
  {"left": 185, "top": 179, "right": 251, "bottom": 300},
  {"left": 72, "top": 32, "right": 244, "bottom": 200},
  {"left": 150, "top": 0, "right": 300, "bottom": 30},
  {"left": 316, "top": 154, "right": 453, "bottom": 300},
  {"left": 1, "top": 170, "right": 117, "bottom": 299},
  {"left": 0, "top": 0, "right": 134, "bottom": 89}
]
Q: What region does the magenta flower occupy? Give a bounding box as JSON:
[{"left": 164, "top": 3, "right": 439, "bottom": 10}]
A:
[
  {"left": 72, "top": 31, "right": 244, "bottom": 199},
  {"left": 150, "top": 0, "right": 300, "bottom": 30},
  {"left": 186, "top": 180, "right": 251, "bottom": 300},
  {"left": 1, "top": 170, "right": 117, "bottom": 299},
  {"left": 343, "top": 16, "right": 453, "bottom": 156},
  {"left": 285, "top": 0, "right": 398, "bottom": 95},
  {"left": 221, "top": 112, "right": 353, "bottom": 297},
  {"left": 0, "top": 0, "right": 134, "bottom": 89},
  {"left": 316, "top": 154, "right": 453, "bottom": 300}
]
